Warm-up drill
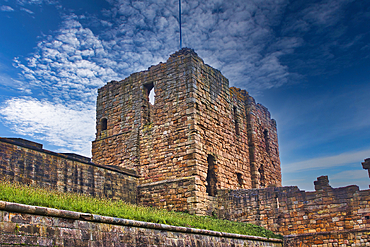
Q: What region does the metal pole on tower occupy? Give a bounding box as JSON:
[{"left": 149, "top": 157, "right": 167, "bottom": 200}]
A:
[{"left": 179, "top": 0, "right": 182, "bottom": 49}]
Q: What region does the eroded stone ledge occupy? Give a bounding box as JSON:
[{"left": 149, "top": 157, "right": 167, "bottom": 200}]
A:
[{"left": 0, "top": 200, "right": 282, "bottom": 243}]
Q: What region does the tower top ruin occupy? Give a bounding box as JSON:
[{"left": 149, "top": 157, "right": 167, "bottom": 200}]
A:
[{"left": 92, "top": 48, "right": 281, "bottom": 213}]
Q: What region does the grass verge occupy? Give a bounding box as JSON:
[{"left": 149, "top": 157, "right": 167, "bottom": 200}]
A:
[{"left": 0, "top": 180, "right": 282, "bottom": 239}]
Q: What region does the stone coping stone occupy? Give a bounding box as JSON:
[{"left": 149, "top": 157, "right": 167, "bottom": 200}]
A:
[{"left": 0, "top": 200, "right": 282, "bottom": 243}]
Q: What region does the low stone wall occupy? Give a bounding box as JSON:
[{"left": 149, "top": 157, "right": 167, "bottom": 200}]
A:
[
  {"left": 0, "top": 200, "right": 283, "bottom": 246},
  {"left": 284, "top": 229, "right": 370, "bottom": 246},
  {"left": 216, "top": 176, "right": 370, "bottom": 245},
  {"left": 0, "top": 138, "right": 138, "bottom": 204}
]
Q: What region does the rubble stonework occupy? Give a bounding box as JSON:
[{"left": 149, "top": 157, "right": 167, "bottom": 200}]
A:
[{"left": 92, "top": 48, "right": 281, "bottom": 214}]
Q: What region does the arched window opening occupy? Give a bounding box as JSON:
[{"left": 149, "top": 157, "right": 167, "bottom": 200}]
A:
[
  {"left": 206, "top": 155, "right": 217, "bottom": 196},
  {"left": 233, "top": 106, "right": 240, "bottom": 135},
  {"left": 263, "top": 129, "right": 269, "bottom": 153},
  {"left": 259, "top": 164, "right": 265, "bottom": 188},
  {"left": 236, "top": 173, "right": 243, "bottom": 188},
  {"left": 101, "top": 118, "right": 107, "bottom": 131}
]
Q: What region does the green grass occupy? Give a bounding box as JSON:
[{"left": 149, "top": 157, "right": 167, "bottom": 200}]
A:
[{"left": 0, "top": 180, "right": 282, "bottom": 239}]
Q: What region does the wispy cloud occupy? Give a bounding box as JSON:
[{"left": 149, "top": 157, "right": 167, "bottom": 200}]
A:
[
  {"left": 1, "top": 5, "right": 14, "bottom": 11},
  {"left": 13, "top": 17, "right": 119, "bottom": 104},
  {"left": 4, "top": 0, "right": 370, "bottom": 156},
  {"left": 0, "top": 97, "right": 95, "bottom": 156},
  {"left": 20, "top": 7, "right": 34, "bottom": 14},
  {"left": 16, "top": 0, "right": 58, "bottom": 5},
  {"left": 283, "top": 149, "right": 370, "bottom": 173}
]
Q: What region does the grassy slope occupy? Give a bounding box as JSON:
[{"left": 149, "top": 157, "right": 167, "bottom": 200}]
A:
[{"left": 0, "top": 180, "right": 282, "bottom": 239}]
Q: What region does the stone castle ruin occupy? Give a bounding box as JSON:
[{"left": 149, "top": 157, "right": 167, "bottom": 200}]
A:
[
  {"left": 1, "top": 48, "right": 370, "bottom": 245},
  {"left": 92, "top": 48, "right": 281, "bottom": 213}
]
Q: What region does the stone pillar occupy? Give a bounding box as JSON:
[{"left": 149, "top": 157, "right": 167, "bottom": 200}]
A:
[
  {"left": 362, "top": 158, "right": 370, "bottom": 188},
  {"left": 314, "top": 175, "right": 332, "bottom": 191}
]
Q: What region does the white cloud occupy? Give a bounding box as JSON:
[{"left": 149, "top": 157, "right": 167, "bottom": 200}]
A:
[
  {"left": 16, "top": 0, "right": 58, "bottom": 5},
  {"left": 7, "top": 0, "right": 367, "bottom": 157},
  {"left": 330, "top": 169, "right": 369, "bottom": 190},
  {"left": 0, "top": 97, "right": 95, "bottom": 156},
  {"left": 20, "top": 7, "right": 34, "bottom": 14},
  {"left": 14, "top": 18, "right": 120, "bottom": 104},
  {"left": 1, "top": 5, "right": 14, "bottom": 11},
  {"left": 331, "top": 169, "right": 368, "bottom": 180},
  {"left": 283, "top": 149, "right": 370, "bottom": 173}
]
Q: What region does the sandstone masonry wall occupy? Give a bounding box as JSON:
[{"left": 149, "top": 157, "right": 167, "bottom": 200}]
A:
[
  {"left": 92, "top": 77, "right": 143, "bottom": 171},
  {"left": 216, "top": 176, "right": 370, "bottom": 246},
  {"left": 138, "top": 177, "right": 197, "bottom": 212},
  {"left": 92, "top": 48, "right": 281, "bottom": 214},
  {"left": 0, "top": 138, "right": 138, "bottom": 204},
  {"left": 0, "top": 201, "right": 283, "bottom": 247},
  {"left": 284, "top": 230, "right": 370, "bottom": 246}
]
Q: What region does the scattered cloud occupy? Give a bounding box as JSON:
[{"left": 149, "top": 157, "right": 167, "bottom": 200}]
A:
[
  {"left": 0, "top": 97, "right": 95, "bottom": 156},
  {"left": 14, "top": 17, "right": 119, "bottom": 104},
  {"left": 330, "top": 169, "right": 369, "bottom": 190},
  {"left": 331, "top": 169, "right": 368, "bottom": 180},
  {"left": 20, "top": 7, "right": 34, "bottom": 14},
  {"left": 1, "top": 5, "right": 14, "bottom": 11},
  {"left": 4, "top": 0, "right": 370, "bottom": 157},
  {"left": 16, "top": 0, "right": 58, "bottom": 5},
  {"left": 283, "top": 148, "right": 370, "bottom": 173}
]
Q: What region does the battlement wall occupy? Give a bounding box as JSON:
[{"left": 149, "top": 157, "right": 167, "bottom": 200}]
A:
[
  {"left": 0, "top": 138, "right": 138, "bottom": 204},
  {"left": 216, "top": 176, "right": 370, "bottom": 246}
]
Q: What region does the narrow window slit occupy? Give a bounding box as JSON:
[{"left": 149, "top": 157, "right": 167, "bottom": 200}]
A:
[
  {"left": 236, "top": 173, "right": 243, "bottom": 188},
  {"left": 263, "top": 129, "right": 269, "bottom": 153},
  {"left": 101, "top": 118, "right": 107, "bottom": 131},
  {"left": 206, "top": 155, "right": 217, "bottom": 196},
  {"left": 233, "top": 106, "right": 240, "bottom": 135}
]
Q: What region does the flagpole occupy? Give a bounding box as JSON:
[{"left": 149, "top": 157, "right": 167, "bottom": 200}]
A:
[{"left": 179, "top": 0, "right": 182, "bottom": 49}]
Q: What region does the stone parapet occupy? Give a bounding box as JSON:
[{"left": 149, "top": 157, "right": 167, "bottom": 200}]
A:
[
  {"left": 0, "top": 200, "right": 283, "bottom": 246},
  {"left": 0, "top": 138, "right": 138, "bottom": 204},
  {"left": 284, "top": 229, "right": 370, "bottom": 246},
  {"left": 216, "top": 177, "right": 370, "bottom": 245}
]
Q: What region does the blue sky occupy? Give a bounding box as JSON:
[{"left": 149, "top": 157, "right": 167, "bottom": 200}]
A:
[{"left": 0, "top": 0, "right": 369, "bottom": 191}]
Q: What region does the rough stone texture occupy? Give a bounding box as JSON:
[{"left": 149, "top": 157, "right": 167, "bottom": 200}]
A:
[
  {"left": 0, "top": 138, "right": 138, "bottom": 203},
  {"left": 138, "top": 177, "right": 197, "bottom": 212},
  {"left": 92, "top": 48, "right": 281, "bottom": 214},
  {"left": 216, "top": 176, "right": 370, "bottom": 244},
  {"left": 362, "top": 158, "right": 370, "bottom": 187},
  {"left": 284, "top": 229, "right": 370, "bottom": 246},
  {"left": 0, "top": 201, "right": 283, "bottom": 247}
]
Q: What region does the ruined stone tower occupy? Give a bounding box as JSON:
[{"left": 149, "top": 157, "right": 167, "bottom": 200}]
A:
[{"left": 92, "top": 48, "right": 281, "bottom": 214}]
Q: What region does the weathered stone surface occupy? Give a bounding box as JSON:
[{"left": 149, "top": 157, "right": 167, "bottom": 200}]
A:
[
  {"left": 92, "top": 48, "right": 281, "bottom": 214},
  {"left": 216, "top": 177, "right": 370, "bottom": 245},
  {"left": 0, "top": 138, "right": 138, "bottom": 204},
  {"left": 2, "top": 49, "right": 370, "bottom": 246},
  {"left": 0, "top": 201, "right": 283, "bottom": 247}
]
